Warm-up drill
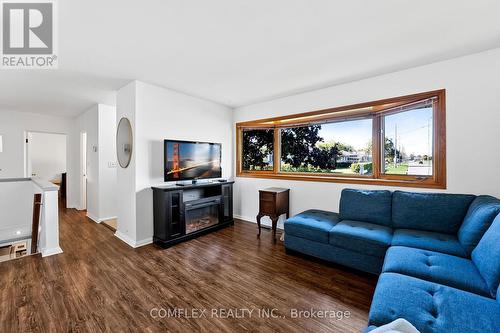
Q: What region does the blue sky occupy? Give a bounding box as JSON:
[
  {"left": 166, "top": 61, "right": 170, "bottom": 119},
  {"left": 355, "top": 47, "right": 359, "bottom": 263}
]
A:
[
  {"left": 318, "top": 107, "right": 433, "bottom": 155},
  {"left": 319, "top": 118, "right": 372, "bottom": 150},
  {"left": 384, "top": 107, "right": 433, "bottom": 156}
]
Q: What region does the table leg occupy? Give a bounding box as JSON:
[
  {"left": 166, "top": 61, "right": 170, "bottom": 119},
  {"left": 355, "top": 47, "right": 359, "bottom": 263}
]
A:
[
  {"left": 256, "top": 214, "right": 263, "bottom": 238},
  {"left": 271, "top": 216, "right": 279, "bottom": 243}
]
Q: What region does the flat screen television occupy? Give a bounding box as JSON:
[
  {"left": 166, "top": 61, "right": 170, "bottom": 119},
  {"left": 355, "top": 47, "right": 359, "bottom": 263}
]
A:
[{"left": 164, "top": 140, "right": 222, "bottom": 182}]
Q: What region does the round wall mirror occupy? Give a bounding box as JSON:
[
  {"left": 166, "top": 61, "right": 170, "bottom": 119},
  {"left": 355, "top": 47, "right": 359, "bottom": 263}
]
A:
[{"left": 116, "top": 117, "right": 133, "bottom": 168}]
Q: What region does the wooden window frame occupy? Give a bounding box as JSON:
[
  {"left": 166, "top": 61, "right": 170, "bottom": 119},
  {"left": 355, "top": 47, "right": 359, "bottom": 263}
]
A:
[{"left": 236, "top": 90, "right": 446, "bottom": 189}]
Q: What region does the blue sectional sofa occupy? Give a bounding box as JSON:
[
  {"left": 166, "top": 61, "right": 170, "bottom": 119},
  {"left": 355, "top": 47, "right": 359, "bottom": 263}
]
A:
[{"left": 284, "top": 189, "right": 500, "bottom": 333}]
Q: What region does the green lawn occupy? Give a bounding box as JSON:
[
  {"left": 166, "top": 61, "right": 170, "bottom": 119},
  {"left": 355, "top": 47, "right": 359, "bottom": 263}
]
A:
[
  {"left": 385, "top": 164, "right": 408, "bottom": 175},
  {"left": 329, "top": 167, "right": 353, "bottom": 174},
  {"left": 280, "top": 166, "right": 366, "bottom": 175}
]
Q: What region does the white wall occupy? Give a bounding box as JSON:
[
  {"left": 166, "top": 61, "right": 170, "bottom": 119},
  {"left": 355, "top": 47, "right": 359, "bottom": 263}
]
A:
[
  {"left": 28, "top": 132, "right": 67, "bottom": 182},
  {"left": 115, "top": 81, "right": 233, "bottom": 246},
  {"left": 115, "top": 82, "right": 138, "bottom": 244},
  {"left": 98, "top": 104, "right": 118, "bottom": 220},
  {"left": 0, "top": 110, "right": 78, "bottom": 207},
  {"left": 75, "top": 104, "right": 117, "bottom": 221},
  {"left": 233, "top": 48, "right": 500, "bottom": 226}
]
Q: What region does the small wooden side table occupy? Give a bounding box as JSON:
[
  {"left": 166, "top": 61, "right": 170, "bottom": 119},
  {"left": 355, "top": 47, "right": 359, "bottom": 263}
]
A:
[{"left": 257, "top": 187, "right": 290, "bottom": 242}]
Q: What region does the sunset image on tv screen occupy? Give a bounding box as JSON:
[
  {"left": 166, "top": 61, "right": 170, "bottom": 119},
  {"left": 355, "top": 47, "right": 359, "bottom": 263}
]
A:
[{"left": 165, "top": 141, "right": 221, "bottom": 180}]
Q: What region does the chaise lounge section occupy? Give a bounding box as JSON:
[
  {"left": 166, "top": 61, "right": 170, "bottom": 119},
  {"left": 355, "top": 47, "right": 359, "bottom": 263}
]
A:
[{"left": 284, "top": 188, "right": 500, "bottom": 333}]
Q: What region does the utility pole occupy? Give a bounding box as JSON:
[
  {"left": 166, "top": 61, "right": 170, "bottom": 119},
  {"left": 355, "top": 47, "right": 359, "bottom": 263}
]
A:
[{"left": 428, "top": 117, "right": 431, "bottom": 163}]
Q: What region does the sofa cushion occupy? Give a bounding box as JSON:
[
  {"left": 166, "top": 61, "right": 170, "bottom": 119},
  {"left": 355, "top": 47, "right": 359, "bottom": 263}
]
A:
[
  {"left": 458, "top": 195, "right": 500, "bottom": 255},
  {"left": 383, "top": 246, "right": 489, "bottom": 296},
  {"left": 285, "top": 234, "right": 384, "bottom": 275},
  {"left": 391, "top": 229, "right": 467, "bottom": 257},
  {"left": 329, "top": 220, "right": 392, "bottom": 258},
  {"left": 392, "top": 191, "right": 475, "bottom": 233},
  {"left": 339, "top": 189, "right": 393, "bottom": 227},
  {"left": 284, "top": 209, "right": 339, "bottom": 244},
  {"left": 369, "top": 273, "right": 500, "bottom": 333},
  {"left": 366, "top": 319, "right": 420, "bottom": 333},
  {"left": 472, "top": 214, "right": 500, "bottom": 298}
]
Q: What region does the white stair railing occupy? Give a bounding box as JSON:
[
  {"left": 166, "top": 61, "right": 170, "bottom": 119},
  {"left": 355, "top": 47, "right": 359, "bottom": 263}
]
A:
[
  {"left": 0, "top": 178, "right": 62, "bottom": 259},
  {"left": 31, "top": 178, "right": 63, "bottom": 257}
]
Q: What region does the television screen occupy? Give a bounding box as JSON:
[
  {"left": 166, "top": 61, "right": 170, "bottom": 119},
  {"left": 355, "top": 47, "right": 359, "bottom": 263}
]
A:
[{"left": 164, "top": 140, "right": 222, "bottom": 181}]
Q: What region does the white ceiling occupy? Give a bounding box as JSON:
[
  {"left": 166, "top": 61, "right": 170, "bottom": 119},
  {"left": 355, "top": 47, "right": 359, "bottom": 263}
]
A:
[{"left": 2, "top": 0, "right": 500, "bottom": 117}]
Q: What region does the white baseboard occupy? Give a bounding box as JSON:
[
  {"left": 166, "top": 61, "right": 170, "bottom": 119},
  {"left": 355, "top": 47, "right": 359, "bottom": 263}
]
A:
[
  {"left": 135, "top": 237, "right": 153, "bottom": 247},
  {"left": 114, "top": 230, "right": 135, "bottom": 246},
  {"left": 114, "top": 231, "right": 153, "bottom": 248},
  {"left": 99, "top": 216, "right": 117, "bottom": 222},
  {"left": 234, "top": 214, "right": 284, "bottom": 230},
  {"left": 86, "top": 213, "right": 101, "bottom": 223},
  {"left": 86, "top": 214, "right": 117, "bottom": 224},
  {"left": 41, "top": 246, "right": 63, "bottom": 257},
  {"left": 234, "top": 214, "right": 254, "bottom": 223}
]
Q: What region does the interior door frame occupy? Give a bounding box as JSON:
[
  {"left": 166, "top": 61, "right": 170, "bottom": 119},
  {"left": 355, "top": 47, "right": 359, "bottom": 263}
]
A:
[{"left": 24, "top": 130, "right": 67, "bottom": 178}]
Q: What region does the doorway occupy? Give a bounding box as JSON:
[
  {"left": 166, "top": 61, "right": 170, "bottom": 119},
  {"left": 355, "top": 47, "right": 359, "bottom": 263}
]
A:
[{"left": 25, "top": 131, "right": 67, "bottom": 183}]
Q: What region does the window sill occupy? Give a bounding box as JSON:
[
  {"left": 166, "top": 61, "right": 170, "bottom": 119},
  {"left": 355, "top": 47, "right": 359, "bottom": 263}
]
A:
[{"left": 236, "top": 171, "right": 446, "bottom": 189}]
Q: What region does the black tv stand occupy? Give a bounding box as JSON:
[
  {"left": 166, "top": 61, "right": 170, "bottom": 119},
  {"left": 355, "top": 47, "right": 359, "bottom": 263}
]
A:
[
  {"left": 176, "top": 179, "right": 227, "bottom": 186},
  {"left": 175, "top": 181, "right": 197, "bottom": 186},
  {"left": 151, "top": 181, "right": 234, "bottom": 248}
]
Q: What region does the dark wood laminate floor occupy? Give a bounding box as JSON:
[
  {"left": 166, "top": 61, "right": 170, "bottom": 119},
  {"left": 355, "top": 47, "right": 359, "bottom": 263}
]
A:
[{"left": 0, "top": 205, "right": 377, "bottom": 333}]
